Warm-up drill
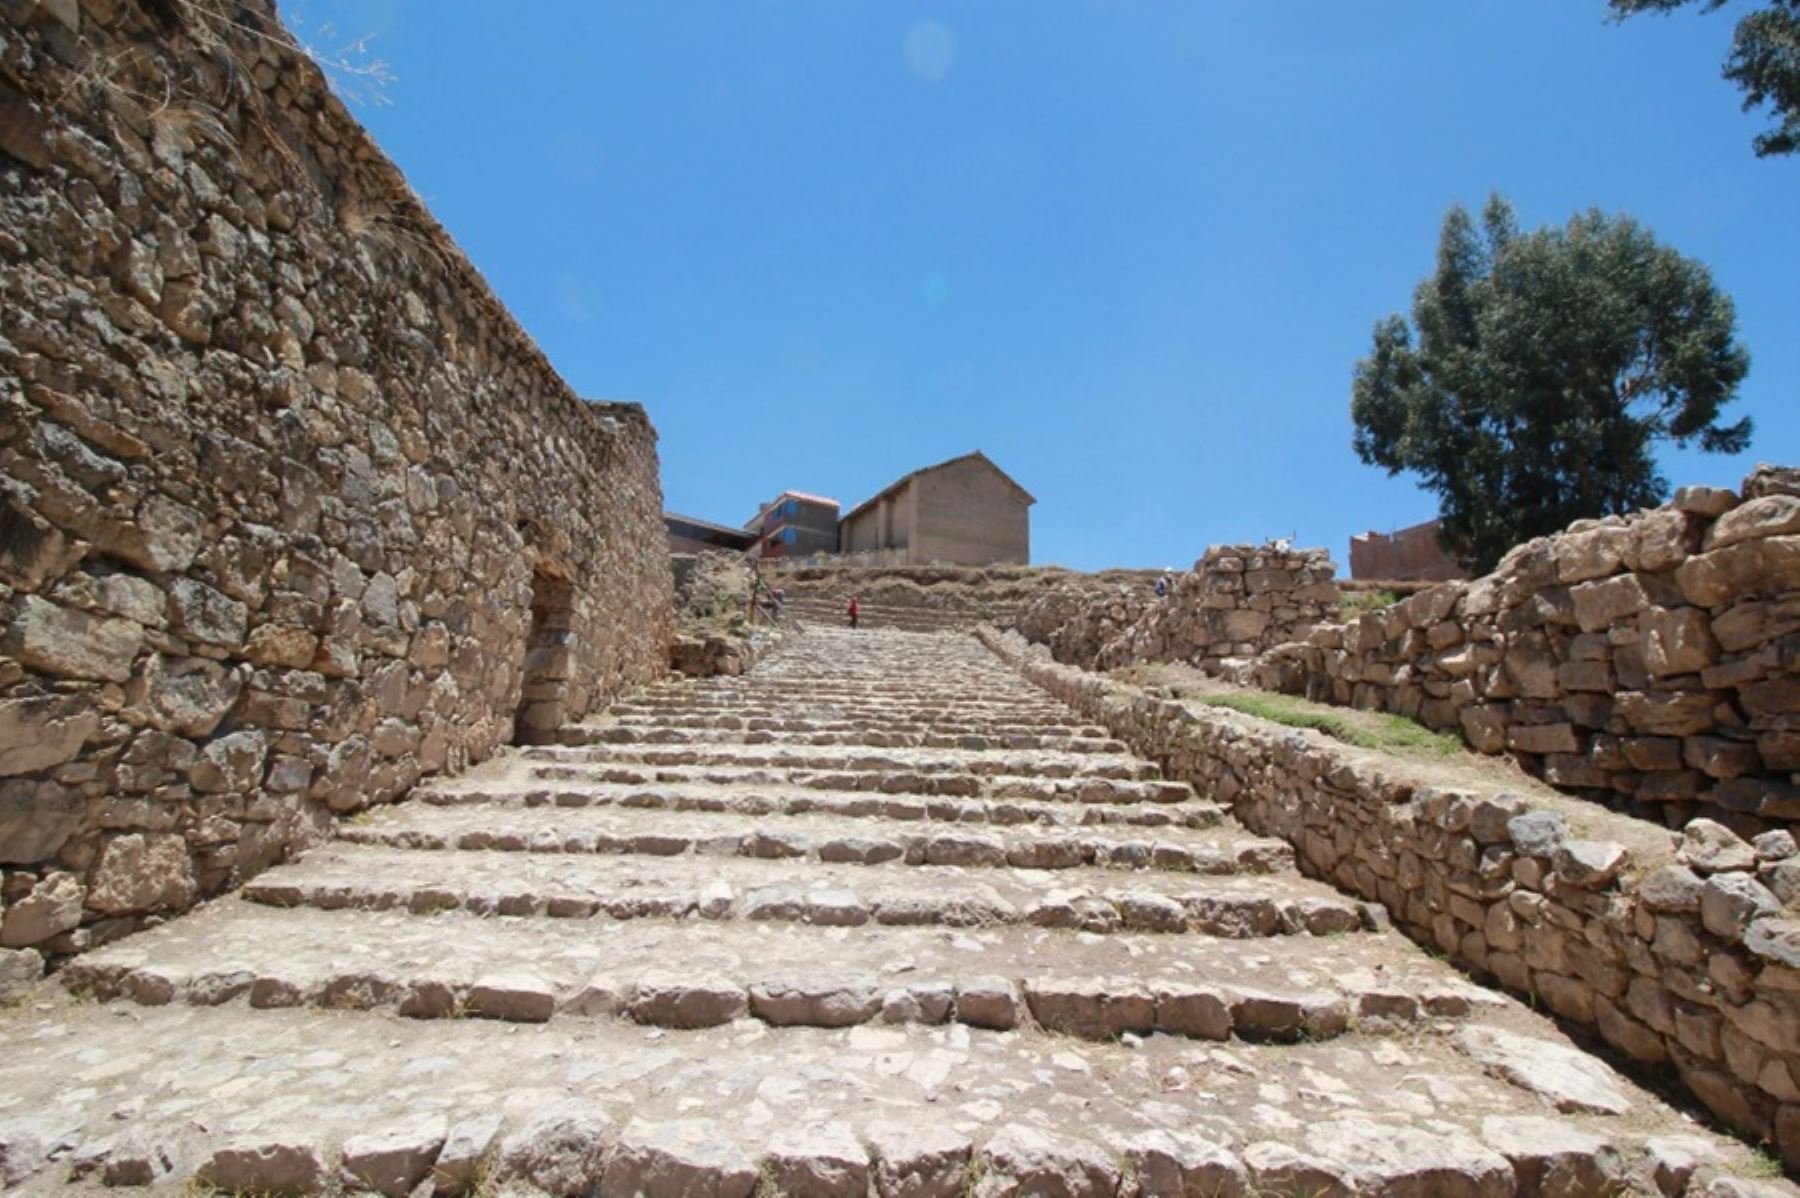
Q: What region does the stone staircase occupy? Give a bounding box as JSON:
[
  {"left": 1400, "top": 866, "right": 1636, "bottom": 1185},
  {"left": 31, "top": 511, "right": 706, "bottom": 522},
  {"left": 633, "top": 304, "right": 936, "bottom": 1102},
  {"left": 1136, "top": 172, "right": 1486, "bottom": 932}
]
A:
[
  {"left": 780, "top": 595, "right": 997, "bottom": 634},
  {"left": 2, "top": 629, "right": 1789, "bottom": 1195}
]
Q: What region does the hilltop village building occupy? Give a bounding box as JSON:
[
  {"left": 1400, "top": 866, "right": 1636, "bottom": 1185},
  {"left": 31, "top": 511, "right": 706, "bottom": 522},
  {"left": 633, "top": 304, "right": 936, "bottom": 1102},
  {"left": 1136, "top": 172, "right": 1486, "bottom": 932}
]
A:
[
  {"left": 1349, "top": 518, "right": 1468, "bottom": 582},
  {"left": 747, "top": 491, "right": 841, "bottom": 559},
  {"left": 663, "top": 451, "right": 1034, "bottom": 567},
  {"left": 839, "top": 452, "right": 1034, "bottom": 566}
]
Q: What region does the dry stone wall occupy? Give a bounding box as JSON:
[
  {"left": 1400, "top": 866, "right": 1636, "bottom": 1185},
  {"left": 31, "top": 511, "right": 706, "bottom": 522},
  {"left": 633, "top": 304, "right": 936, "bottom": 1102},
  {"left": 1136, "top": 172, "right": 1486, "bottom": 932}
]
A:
[
  {"left": 768, "top": 562, "right": 1160, "bottom": 634},
  {"left": 980, "top": 626, "right": 1800, "bottom": 1170},
  {"left": 1010, "top": 545, "right": 1340, "bottom": 673},
  {"left": 1254, "top": 466, "right": 1800, "bottom": 833},
  {"left": 0, "top": 0, "right": 671, "bottom": 963}
]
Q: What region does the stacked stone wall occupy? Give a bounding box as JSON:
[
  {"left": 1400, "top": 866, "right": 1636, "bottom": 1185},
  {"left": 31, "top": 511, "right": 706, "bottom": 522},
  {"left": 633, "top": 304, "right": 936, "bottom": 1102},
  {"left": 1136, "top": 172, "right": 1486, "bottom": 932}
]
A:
[
  {"left": 1254, "top": 467, "right": 1799, "bottom": 832},
  {"left": 1010, "top": 545, "right": 1340, "bottom": 673},
  {"left": 768, "top": 562, "right": 1160, "bottom": 633},
  {"left": 0, "top": 0, "right": 671, "bottom": 962},
  {"left": 979, "top": 627, "right": 1800, "bottom": 1170},
  {"left": 1010, "top": 575, "right": 1157, "bottom": 666}
]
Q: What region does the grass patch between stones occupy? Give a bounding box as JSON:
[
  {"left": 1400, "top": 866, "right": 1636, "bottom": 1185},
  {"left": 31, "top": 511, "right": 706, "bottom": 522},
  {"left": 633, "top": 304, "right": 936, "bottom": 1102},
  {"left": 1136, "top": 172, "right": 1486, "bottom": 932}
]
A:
[{"left": 1194, "top": 690, "right": 1466, "bottom": 762}]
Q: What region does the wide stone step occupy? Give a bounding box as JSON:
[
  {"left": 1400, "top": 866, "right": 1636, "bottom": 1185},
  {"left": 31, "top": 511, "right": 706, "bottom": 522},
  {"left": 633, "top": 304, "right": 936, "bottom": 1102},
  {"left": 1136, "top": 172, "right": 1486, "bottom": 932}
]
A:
[
  {"left": 685, "top": 671, "right": 1035, "bottom": 690},
  {"left": 612, "top": 696, "right": 1074, "bottom": 720},
  {"left": 0, "top": 997, "right": 1743, "bottom": 1196},
  {"left": 239, "top": 845, "right": 1369, "bottom": 937},
  {"left": 784, "top": 602, "right": 982, "bottom": 631},
  {"left": 524, "top": 742, "right": 1164, "bottom": 781},
  {"left": 64, "top": 901, "right": 1480, "bottom": 1039},
  {"left": 524, "top": 760, "right": 1194, "bottom": 805},
  {"left": 336, "top": 801, "right": 1292, "bottom": 875},
  {"left": 621, "top": 677, "right": 1061, "bottom": 699},
  {"left": 597, "top": 710, "right": 1113, "bottom": 739},
  {"left": 416, "top": 777, "right": 1229, "bottom": 830},
  {"left": 560, "top": 722, "right": 1130, "bottom": 754}
]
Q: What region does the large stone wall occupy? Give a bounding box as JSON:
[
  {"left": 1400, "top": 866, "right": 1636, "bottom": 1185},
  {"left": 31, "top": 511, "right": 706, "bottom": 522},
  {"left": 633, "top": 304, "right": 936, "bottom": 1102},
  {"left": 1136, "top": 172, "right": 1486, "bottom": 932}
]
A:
[
  {"left": 979, "top": 627, "right": 1800, "bottom": 1170},
  {"left": 1011, "top": 545, "right": 1340, "bottom": 673},
  {"left": 1254, "top": 467, "right": 1799, "bottom": 832},
  {"left": 0, "top": 0, "right": 671, "bottom": 961}
]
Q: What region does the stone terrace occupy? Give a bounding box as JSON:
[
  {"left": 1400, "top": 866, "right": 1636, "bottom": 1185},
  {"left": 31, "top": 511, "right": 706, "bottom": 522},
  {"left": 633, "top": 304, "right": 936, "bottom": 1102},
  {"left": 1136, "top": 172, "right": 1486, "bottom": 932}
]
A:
[{"left": 2, "top": 629, "right": 1791, "bottom": 1195}]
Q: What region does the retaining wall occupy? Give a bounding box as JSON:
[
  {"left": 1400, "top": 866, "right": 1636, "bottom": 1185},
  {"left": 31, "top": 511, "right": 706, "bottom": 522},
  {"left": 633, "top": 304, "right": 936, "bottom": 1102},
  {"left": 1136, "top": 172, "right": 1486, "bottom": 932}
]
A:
[
  {"left": 1254, "top": 468, "right": 1799, "bottom": 832},
  {"left": 980, "top": 627, "right": 1800, "bottom": 1169},
  {"left": 1010, "top": 545, "right": 1340, "bottom": 672},
  {"left": 0, "top": 0, "right": 671, "bottom": 963}
]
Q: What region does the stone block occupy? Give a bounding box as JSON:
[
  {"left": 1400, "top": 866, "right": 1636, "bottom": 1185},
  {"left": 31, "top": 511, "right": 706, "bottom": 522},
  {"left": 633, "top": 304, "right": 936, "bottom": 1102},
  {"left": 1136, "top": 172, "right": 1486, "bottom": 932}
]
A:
[
  {"left": 1682, "top": 819, "right": 1758, "bottom": 874},
  {"left": 7, "top": 595, "right": 142, "bottom": 682},
  {"left": 1616, "top": 691, "right": 1719, "bottom": 737},
  {"left": 0, "top": 697, "right": 99, "bottom": 778},
  {"left": 168, "top": 578, "right": 249, "bottom": 649},
  {"left": 199, "top": 1140, "right": 326, "bottom": 1195},
  {"left": 1571, "top": 574, "right": 1650, "bottom": 632},
  {"left": 500, "top": 1102, "right": 610, "bottom": 1197},
  {"left": 1706, "top": 494, "right": 1800, "bottom": 550},
  {"left": 342, "top": 1118, "right": 447, "bottom": 1198},
  {"left": 1505, "top": 722, "right": 1579, "bottom": 756},
  {"left": 0, "top": 871, "right": 83, "bottom": 948},
  {"left": 85, "top": 833, "right": 196, "bottom": 915},
  {"left": 1677, "top": 536, "right": 1800, "bottom": 608},
  {"left": 1640, "top": 606, "right": 1719, "bottom": 677},
  {"left": 1701, "top": 874, "right": 1780, "bottom": 942}
]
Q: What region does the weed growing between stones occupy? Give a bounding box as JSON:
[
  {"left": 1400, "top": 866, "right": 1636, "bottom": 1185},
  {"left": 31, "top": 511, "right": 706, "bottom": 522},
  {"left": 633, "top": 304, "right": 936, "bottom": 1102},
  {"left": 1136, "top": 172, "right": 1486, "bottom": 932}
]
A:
[
  {"left": 1341, "top": 588, "right": 1400, "bottom": 615},
  {"left": 465, "top": 1150, "right": 499, "bottom": 1198},
  {"left": 959, "top": 1149, "right": 988, "bottom": 1197},
  {"left": 1739, "top": 1147, "right": 1787, "bottom": 1179}
]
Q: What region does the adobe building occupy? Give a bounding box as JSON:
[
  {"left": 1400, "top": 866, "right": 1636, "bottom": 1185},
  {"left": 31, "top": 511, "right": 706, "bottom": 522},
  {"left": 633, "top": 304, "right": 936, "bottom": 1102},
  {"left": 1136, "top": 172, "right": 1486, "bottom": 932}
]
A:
[
  {"left": 749, "top": 491, "right": 841, "bottom": 559},
  {"left": 1349, "top": 518, "right": 1468, "bottom": 582},
  {"left": 839, "top": 451, "right": 1034, "bottom": 566}
]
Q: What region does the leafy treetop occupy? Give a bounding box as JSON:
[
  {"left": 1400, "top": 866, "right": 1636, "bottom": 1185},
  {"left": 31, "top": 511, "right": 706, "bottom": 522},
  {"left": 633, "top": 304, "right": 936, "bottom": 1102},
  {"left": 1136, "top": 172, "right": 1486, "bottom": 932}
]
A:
[
  {"left": 1609, "top": 0, "right": 1800, "bottom": 156},
  {"left": 1351, "top": 195, "right": 1752, "bottom": 574}
]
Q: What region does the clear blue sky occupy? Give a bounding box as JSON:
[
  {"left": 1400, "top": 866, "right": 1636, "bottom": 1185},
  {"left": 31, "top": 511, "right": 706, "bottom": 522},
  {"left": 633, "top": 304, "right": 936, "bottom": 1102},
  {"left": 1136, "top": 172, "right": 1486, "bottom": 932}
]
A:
[{"left": 296, "top": 1, "right": 1796, "bottom": 572}]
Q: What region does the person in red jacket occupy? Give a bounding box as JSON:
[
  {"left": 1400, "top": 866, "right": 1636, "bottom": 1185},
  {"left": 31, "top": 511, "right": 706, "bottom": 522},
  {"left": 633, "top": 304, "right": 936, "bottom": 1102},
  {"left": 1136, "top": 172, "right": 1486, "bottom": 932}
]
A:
[{"left": 847, "top": 595, "right": 859, "bottom": 629}]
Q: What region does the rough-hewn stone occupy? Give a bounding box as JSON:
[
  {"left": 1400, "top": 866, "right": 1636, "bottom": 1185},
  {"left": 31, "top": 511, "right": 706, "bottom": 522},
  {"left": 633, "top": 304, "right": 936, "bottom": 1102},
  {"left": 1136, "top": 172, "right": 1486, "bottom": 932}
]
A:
[
  {"left": 980, "top": 626, "right": 1800, "bottom": 1172},
  {"left": 0, "top": 0, "right": 671, "bottom": 951},
  {"left": 1238, "top": 471, "right": 1798, "bottom": 832}
]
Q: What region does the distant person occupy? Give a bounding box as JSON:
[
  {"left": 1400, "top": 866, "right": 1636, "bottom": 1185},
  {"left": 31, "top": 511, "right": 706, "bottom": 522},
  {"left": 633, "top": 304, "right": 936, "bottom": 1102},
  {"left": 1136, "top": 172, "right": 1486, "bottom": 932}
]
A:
[
  {"left": 847, "top": 595, "right": 860, "bottom": 629},
  {"left": 1154, "top": 575, "right": 1168, "bottom": 599},
  {"left": 771, "top": 587, "right": 785, "bottom": 620}
]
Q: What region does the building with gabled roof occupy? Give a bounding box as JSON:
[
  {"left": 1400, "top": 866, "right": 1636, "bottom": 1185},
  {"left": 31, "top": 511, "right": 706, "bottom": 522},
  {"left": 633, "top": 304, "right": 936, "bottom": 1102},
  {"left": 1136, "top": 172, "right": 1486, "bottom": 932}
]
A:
[{"left": 838, "top": 450, "right": 1034, "bottom": 566}]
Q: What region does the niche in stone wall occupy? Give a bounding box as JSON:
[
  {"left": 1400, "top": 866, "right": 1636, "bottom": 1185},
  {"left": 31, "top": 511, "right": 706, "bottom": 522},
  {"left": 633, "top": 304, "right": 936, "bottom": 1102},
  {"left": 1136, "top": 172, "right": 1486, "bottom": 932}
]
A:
[{"left": 515, "top": 565, "right": 576, "bottom": 745}]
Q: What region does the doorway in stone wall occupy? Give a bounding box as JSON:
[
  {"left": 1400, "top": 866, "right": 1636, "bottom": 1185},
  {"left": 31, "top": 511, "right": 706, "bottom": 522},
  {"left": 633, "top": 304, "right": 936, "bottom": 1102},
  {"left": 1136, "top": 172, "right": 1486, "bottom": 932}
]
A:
[{"left": 514, "top": 566, "right": 575, "bottom": 745}]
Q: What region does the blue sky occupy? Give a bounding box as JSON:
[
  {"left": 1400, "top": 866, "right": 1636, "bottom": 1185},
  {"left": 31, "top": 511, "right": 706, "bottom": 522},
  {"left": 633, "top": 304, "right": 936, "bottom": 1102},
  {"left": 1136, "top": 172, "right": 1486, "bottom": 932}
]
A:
[{"left": 296, "top": 1, "right": 1796, "bottom": 572}]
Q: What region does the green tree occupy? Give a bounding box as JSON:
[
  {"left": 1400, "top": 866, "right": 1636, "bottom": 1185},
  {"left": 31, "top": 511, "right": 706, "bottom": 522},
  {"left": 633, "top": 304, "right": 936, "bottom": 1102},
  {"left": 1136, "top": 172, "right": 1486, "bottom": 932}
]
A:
[
  {"left": 1609, "top": 0, "right": 1800, "bottom": 156},
  {"left": 1351, "top": 195, "right": 1752, "bottom": 574}
]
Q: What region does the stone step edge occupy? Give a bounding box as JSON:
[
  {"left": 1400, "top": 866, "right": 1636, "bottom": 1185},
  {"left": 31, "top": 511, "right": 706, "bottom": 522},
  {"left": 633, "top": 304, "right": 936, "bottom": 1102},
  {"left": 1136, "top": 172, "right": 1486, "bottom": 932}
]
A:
[
  {"left": 410, "top": 786, "right": 1229, "bottom": 830},
  {"left": 527, "top": 764, "right": 1195, "bottom": 804},
  {"left": 590, "top": 708, "right": 1108, "bottom": 726},
  {"left": 526, "top": 747, "right": 1163, "bottom": 782},
  {"left": 560, "top": 728, "right": 1129, "bottom": 753},
  {"left": 336, "top": 823, "right": 1293, "bottom": 876},
  {"left": 610, "top": 695, "right": 1073, "bottom": 710},
  {"left": 64, "top": 956, "right": 1463, "bottom": 1042},
  {"left": 239, "top": 875, "right": 1373, "bottom": 938},
  {"left": 43, "top": 1087, "right": 1654, "bottom": 1198},
  {"left": 611, "top": 699, "right": 1072, "bottom": 714}
]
